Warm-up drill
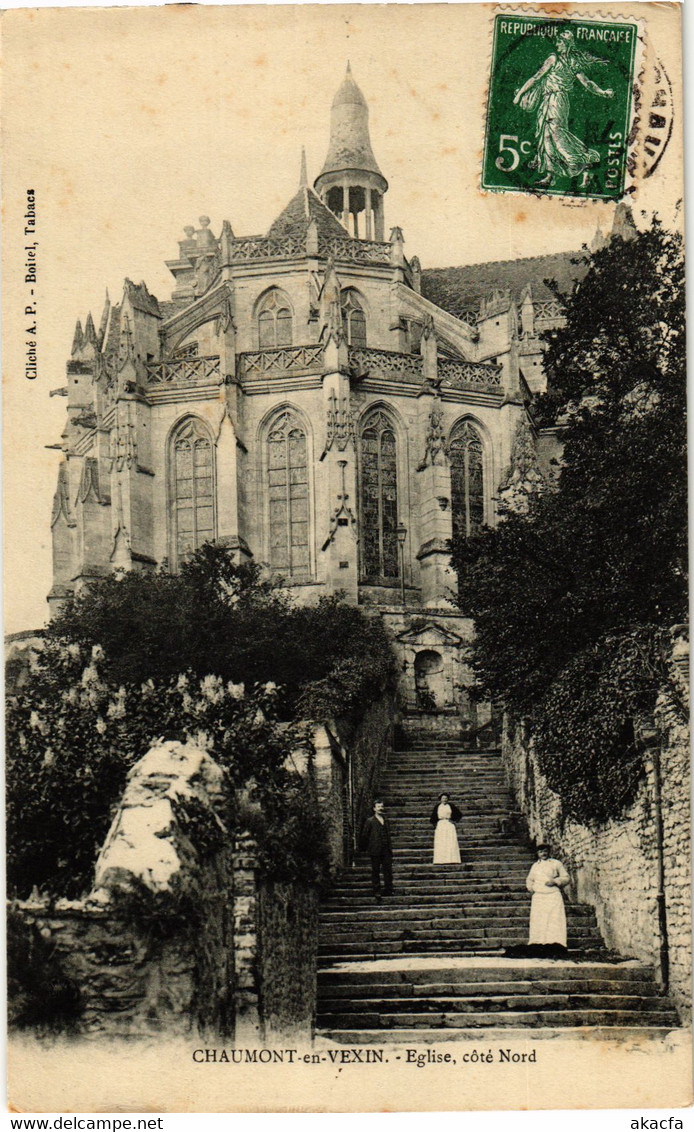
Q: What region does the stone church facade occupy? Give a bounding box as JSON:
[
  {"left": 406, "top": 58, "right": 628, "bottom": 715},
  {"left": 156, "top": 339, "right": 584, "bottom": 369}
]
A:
[{"left": 48, "top": 66, "right": 626, "bottom": 723}]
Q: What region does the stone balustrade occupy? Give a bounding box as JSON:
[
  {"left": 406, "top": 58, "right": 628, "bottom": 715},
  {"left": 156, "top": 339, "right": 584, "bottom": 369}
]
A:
[
  {"left": 437, "top": 357, "right": 502, "bottom": 391},
  {"left": 349, "top": 346, "right": 424, "bottom": 382},
  {"left": 317, "top": 235, "right": 391, "bottom": 264},
  {"left": 146, "top": 354, "right": 221, "bottom": 387},
  {"left": 238, "top": 344, "right": 325, "bottom": 378}
]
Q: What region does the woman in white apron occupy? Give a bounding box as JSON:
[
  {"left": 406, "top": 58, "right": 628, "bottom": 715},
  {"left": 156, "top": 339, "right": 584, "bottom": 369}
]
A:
[
  {"left": 526, "top": 844, "right": 570, "bottom": 947},
  {"left": 430, "top": 792, "right": 462, "bottom": 864}
]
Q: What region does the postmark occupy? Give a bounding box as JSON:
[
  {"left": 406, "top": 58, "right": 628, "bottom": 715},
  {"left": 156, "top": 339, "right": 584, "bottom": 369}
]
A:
[{"left": 482, "top": 13, "right": 640, "bottom": 200}]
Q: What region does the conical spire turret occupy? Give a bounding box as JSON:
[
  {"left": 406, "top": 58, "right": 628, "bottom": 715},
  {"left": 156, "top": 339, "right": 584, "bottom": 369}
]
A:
[{"left": 314, "top": 65, "right": 387, "bottom": 241}]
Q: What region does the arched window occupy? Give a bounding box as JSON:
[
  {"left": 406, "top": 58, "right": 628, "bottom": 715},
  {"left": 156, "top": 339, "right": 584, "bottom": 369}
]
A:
[
  {"left": 341, "top": 290, "right": 367, "bottom": 348},
  {"left": 171, "top": 417, "right": 215, "bottom": 568},
  {"left": 450, "top": 421, "right": 484, "bottom": 540},
  {"left": 267, "top": 411, "right": 310, "bottom": 579},
  {"left": 360, "top": 410, "right": 398, "bottom": 580},
  {"left": 257, "top": 290, "right": 293, "bottom": 349}
]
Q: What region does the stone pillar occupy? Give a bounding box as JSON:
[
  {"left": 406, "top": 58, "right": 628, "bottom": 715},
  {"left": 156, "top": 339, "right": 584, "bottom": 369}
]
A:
[
  {"left": 374, "top": 193, "right": 384, "bottom": 241},
  {"left": 320, "top": 340, "right": 359, "bottom": 603},
  {"left": 232, "top": 831, "right": 261, "bottom": 1041},
  {"left": 365, "top": 188, "right": 373, "bottom": 239},
  {"left": 415, "top": 388, "right": 455, "bottom": 606},
  {"left": 341, "top": 183, "right": 350, "bottom": 230},
  {"left": 500, "top": 331, "right": 526, "bottom": 479},
  {"left": 215, "top": 406, "right": 244, "bottom": 560}
]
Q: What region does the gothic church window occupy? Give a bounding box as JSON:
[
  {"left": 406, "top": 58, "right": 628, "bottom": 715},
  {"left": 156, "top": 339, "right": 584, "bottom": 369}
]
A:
[
  {"left": 267, "top": 411, "right": 310, "bottom": 579},
  {"left": 341, "top": 290, "right": 367, "bottom": 348},
  {"left": 171, "top": 417, "right": 215, "bottom": 568},
  {"left": 450, "top": 421, "right": 484, "bottom": 540},
  {"left": 257, "top": 290, "right": 293, "bottom": 349},
  {"left": 360, "top": 410, "right": 398, "bottom": 580}
]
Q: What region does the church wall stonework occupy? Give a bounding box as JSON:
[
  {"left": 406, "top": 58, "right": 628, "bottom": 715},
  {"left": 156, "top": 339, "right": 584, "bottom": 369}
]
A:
[
  {"left": 49, "top": 64, "right": 576, "bottom": 623},
  {"left": 502, "top": 671, "right": 691, "bottom": 1016}
]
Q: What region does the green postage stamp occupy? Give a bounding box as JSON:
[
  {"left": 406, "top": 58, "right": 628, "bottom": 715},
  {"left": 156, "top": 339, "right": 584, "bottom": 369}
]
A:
[{"left": 482, "top": 13, "right": 639, "bottom": 200}]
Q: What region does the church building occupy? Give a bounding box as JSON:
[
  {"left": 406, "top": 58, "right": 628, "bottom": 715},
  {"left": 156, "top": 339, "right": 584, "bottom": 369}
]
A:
[{"left": 49, "top": 66, "right": 626, "bottom": 722}]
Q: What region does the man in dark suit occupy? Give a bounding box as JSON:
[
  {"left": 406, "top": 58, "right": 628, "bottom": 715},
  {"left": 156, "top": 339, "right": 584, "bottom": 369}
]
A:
[{"left": 361, "top": 799, "right": 394, "bottom": 902}]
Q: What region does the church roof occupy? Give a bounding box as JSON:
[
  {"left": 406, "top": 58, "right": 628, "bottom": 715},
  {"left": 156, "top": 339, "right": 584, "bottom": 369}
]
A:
[
  {"left": 267, "top": 186, "right": 347, "bottom": 240},
  {"left": 316, "top": 64, "right": 385, "bottom": 183},
  {"left": 420, "top": 250, "right": 587, "bottom": 316},
  {"left": 124, "top": 279, "right": 162, "bottom": 318}
]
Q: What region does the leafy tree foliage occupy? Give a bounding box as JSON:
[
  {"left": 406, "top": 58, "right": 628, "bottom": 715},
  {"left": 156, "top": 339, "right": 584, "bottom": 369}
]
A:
[
  {"left": 46, "top": 545, "right": 396, "bottom": 720},
  {"left": 452, "top": 219, "right": 686, "bottom": 822},
  {"left": 9, "top": 547, "right": 395, "bottom": 895}
]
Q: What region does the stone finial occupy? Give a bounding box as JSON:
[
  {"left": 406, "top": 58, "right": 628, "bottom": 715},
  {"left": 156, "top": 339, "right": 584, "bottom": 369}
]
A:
[
  {"left": 84, "top": 312, "right": 98, "bottom": 346},
  {"left": 497, "top": 415, "right": 546, "bottom": 513},
  {"left": 183, "top": 226, "right": 195, "bottom": 238},
  {"left": 299, "top": 146, "right": 308, "bottom": 189},
  {"left": 319, "top": 256, "right": 344, "bottom": 344},
  {"left": 196, "top": 215, "right": 216, "bottom": 248},
  {"left": 306, "top": 216, "right": 319, "bottom": 257},
  {"left": 71, "top": 319, "right": 84, "bottom": 356},
  {"left": 220, "top": 219, "right": 235, "bottom": 267},
  {"left": 390, "top": 226, "right": 405, "bottom": 267}
]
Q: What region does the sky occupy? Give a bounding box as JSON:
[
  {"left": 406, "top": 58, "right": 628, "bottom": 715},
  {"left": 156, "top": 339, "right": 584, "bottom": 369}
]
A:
[{"left": 2, "top": 2, "right": 683, "bottom": 633}]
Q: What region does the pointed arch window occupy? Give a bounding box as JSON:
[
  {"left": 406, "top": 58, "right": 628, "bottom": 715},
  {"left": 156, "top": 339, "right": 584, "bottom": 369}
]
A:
[
  {"left": 258, "top": 290, "right": 293, "bottom": 349},
  {"left": 360, "top": 410, "right": 398, "bottom": 581},
  {"left": 341, "top": 290, "right": 367, "bottom": 348},
  {"left": 171, "top": 417, "right": 216, "bottom": 568},
  {"left": 267, "top": 411, "right": 310, "bottom": 579},
  {"left": 450, "top": 421, "right": 484, "bottom": 540}
]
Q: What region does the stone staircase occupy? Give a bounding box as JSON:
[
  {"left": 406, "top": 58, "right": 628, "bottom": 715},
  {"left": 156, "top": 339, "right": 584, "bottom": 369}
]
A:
[{"left": 316, "top": 732, "right": 680, "bottom": 1041}]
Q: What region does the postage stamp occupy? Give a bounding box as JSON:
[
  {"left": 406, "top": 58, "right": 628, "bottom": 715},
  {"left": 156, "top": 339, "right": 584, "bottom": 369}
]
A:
[{"left": 482, "top": 13, "right": 640, "bottom": 200}]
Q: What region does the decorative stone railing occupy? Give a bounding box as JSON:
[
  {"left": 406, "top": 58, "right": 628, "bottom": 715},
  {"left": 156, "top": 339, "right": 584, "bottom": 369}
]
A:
[
  {"left": 146, "top": 355, "right": 221, "bottom": 387},
  {"left": 349, "top": 346, "right": 424, "bottom": 382},
  {"left": 228, "top": 234, "right": 306, "bottom": 261},
  {"left": 224, "top": 233, "right": 392, "bottom": 266},
  {"left": 533, "top": 300, "right": 565, "bottom": 324},
  {"left": 238, "top": 344, "right": 325, "bottom": 377},
  {"left": 318, "top": 235, "right": 391, "bottom": 264},
  {"left": 456, "top": 309, "right": 479, "bottom": 328},
  {"left": 437, "top": 357, "right": 502, "bottom": 391}
]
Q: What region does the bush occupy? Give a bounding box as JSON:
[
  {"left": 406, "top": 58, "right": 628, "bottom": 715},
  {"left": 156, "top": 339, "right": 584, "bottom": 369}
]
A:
[
  {"left": 46, "top": 547, "right": 397, "bottom": 721},
  {"left": 452, "top": 219, "right": 687, "bottom": 823},
  {"left": 6, "top": 640, "right": 318, "bottom": 896},
  {"left": 9, "top": 548, "right": 395, "bottom": 896}
]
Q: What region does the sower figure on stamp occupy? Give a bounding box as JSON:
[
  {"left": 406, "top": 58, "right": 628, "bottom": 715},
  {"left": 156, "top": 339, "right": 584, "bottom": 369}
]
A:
[
  {"left": 513, "top": 29, "right": 613, "bottom": 189},
  {"left": 361, "top": 799, "right": 394, "bottom": 903}
]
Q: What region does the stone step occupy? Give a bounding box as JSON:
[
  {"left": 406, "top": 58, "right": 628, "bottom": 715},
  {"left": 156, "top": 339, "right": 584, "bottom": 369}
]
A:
[
  {"left": 318, "top": 947, "right": 612, "bottom": 962},
  {"left": 315, "top": 1008, "right": 680, "bottom": 1030},
  {"left": 316, "top": 1025, "right": 677, "bottom": 1044},
  {"left": 319, "top": 928, "right": 602, "bottom": 945},
  {"left": 324, "top": 894, "right": 551, "bottom": 907},
  {"left": 318, "top": 979, "right": 659, "bottom": 998},
  {"left": 319, "top": 936, "right": 603, "bottom": 956},
  {"left": 342, "top": 868, "right": 531, "bottom": 880},
  {"left": 321, "top": 901, "right": 596, "bottom": 919},
  {"left": 321, "top": 912, "right": 596, "bottom": 927},
  {"left": 317, "top": 993, "right": 673, "bottom": 1015},
  {"left": 317, "top": 962, "right": 654, "bottom": 983}
]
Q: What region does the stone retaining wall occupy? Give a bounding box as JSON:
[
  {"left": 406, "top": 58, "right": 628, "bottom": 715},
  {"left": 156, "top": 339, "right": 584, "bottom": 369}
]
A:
[
  {"left": 9, "top": 741, "right": 319, "bottom": 1040},
  {"left": 503, "top": 683, "right": 691, "bottom": 1016}
]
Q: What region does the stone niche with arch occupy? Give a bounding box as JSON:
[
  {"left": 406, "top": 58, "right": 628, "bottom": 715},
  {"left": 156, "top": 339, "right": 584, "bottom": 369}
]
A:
[{"left": 395, "top": 619, "right": 474, "bottom": 719}]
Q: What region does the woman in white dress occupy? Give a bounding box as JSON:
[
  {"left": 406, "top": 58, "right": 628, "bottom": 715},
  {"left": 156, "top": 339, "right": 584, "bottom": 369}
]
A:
[
  {"left": 525, "top": 844, "right": 570, "bottom": 948},
  {"left": 430, "top": 793, "right": 462, "bottom": 864}
]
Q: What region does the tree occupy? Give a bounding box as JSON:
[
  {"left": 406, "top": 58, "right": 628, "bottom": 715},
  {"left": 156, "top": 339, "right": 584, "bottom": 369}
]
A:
[
  {"left": 9, "top": 546, "right": 397, "bottom": 895},
  {"left": 451, "top": 218, "right": 686, "bottom": 822},
  {"left": 46, "top": 545, "right": 396, "bottom": 721}
]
